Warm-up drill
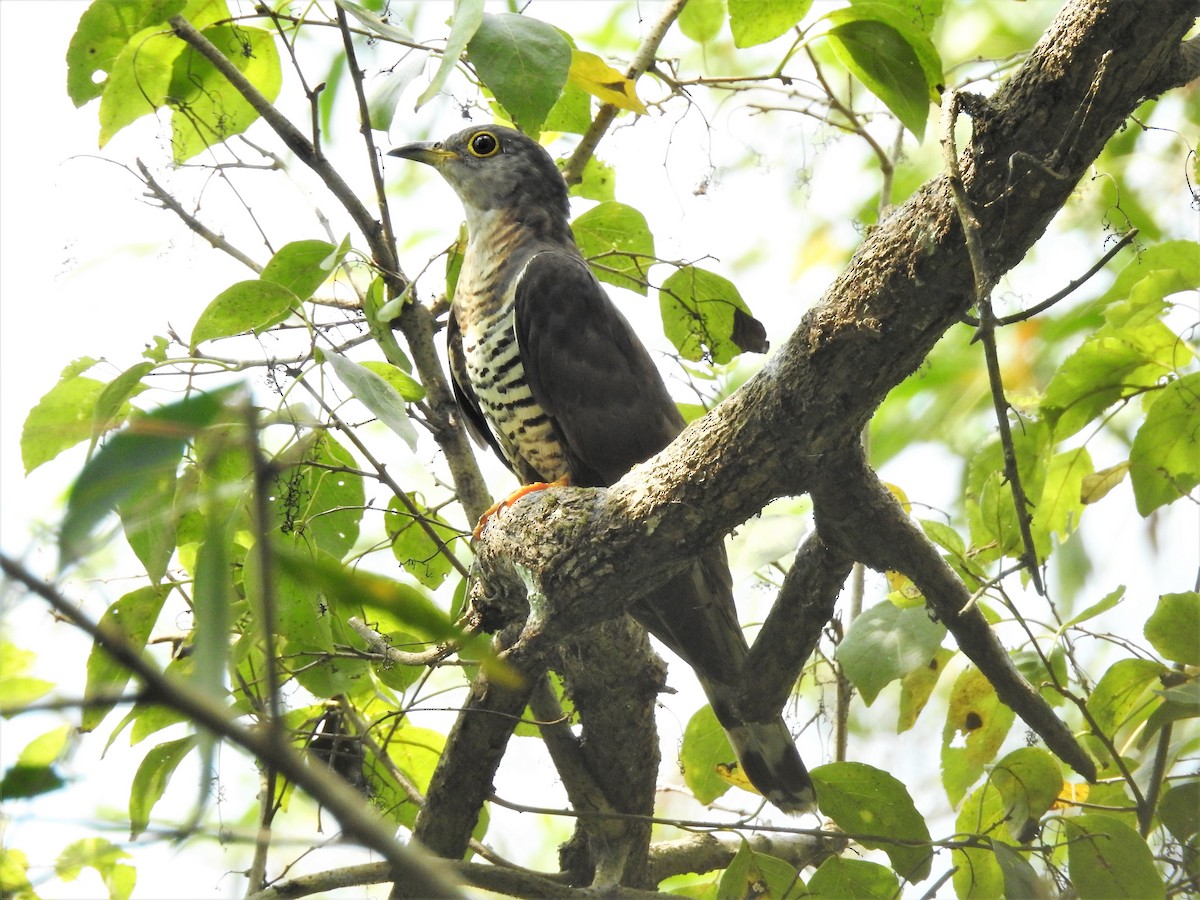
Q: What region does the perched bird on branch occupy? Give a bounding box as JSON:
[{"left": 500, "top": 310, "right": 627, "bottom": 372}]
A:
[{"left": 390, "top": 125, "right": 814, "bottom": 813}]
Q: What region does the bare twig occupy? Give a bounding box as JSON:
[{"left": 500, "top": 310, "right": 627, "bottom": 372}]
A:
[
  {"left": 136, "top": 159, "right": 262, "bottom": 273},
  {"left": 961, "top": 227, "right": 1139, "bottom": 328},
  {"left": 941, "top": 90, "right": 1045, "bottom": 595}
]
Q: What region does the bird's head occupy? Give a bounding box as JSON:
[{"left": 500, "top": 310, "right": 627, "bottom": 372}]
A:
[{"left": 389, "top": 125, "right": 570, "bottom": 225}]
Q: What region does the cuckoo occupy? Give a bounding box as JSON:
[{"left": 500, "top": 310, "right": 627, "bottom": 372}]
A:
[{"left": 390, "top": 125, "right": 814, "bottom": 813}]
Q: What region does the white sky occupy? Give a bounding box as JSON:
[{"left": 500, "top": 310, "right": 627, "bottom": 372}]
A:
[{"left": 2, "top": 2, "right": 1197, "bottom": 897}]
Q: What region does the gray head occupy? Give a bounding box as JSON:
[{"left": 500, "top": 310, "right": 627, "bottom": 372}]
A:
[{"left": 389, "top": 126, "right": 571, "bottom": 229}]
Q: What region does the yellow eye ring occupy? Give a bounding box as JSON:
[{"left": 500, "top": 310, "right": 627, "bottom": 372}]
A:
[{"left": 467, "top": 131, "right": 500, "bottom": 158}]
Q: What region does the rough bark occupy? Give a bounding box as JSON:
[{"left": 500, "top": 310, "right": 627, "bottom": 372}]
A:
[{"left": 414, "top": 0, "right": 1200, "bottom": 886}]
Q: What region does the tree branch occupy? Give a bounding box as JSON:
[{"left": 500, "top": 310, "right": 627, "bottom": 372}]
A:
[{"left": 739, "top": 532, "right": 852, "bottom": 723}]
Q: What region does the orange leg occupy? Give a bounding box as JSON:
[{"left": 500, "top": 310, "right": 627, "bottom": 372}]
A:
[{"left": 473, "top": 475, "right": 571, "bottom": 539}]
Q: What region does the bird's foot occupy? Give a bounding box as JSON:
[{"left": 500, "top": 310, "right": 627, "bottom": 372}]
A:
[{"left": 473, "top": 475, "right": 571, "bottom": 539}]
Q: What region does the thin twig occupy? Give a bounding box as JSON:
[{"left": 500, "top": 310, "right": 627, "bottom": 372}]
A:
[
  {"left": 336, "top": 6, "right": 399, "bottom": 260},
  {"left": 941, "top": 90, "right": 1044, "bottom": 595},
  {"left": 961, "top": 228, "right": 1138, "bottom": 328},
  {"left": 561, "top": 0, "right": 688, "bottom": 185},
  {"left": 136, "top": 159, "right": 262, "bottom": 273}
]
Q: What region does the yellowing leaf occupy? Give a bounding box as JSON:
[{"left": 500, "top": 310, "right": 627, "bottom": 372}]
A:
[
  {"left": 715, "top": 761, "right": 757, "bottom": 794},
  {"left": 883, "top": 481, "right": 912, "bottom": 512},
  {"left": 1081, "top": 461, "right": 1129, "bottom": 503},
  {"left": 1052, "top": 781, "right": 1090, "bottom": 810},
  {"left": 567, "top": 50, "right": 646, "bottom": 114}
]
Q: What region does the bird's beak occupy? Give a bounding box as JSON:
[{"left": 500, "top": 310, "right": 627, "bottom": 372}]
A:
[{"left": 388, "top": 142, "right": 458, "bottom": 168}]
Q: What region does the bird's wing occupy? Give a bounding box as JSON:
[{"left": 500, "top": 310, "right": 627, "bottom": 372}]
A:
[
  {"left": 515, "top": 250, "right": 685, "bottom": 488},
  {"left": 447, "top": 305, "right": 512, "bottom": 472}
]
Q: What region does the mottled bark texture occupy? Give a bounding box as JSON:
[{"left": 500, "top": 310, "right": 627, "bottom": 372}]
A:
[{"left": 412, "top": 0, "right": 1200, "bottom": 890}]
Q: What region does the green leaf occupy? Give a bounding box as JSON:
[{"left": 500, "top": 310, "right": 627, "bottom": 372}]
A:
[
  {"left": 368, "top": 50, "right": 429, "bottom": 132},
  {"left": 324, "top": 351, "right": 419, "bottom": 450},
  {"left": 119, "top": 467, "right": 179, "bottom": 585},
  {"left": 728, "top": 0, "right": 813, "bottom": 48},
  {"left": 678, "top": 0, "right": 727, "bottom": 44},
  {"left": 168, "top": 24, "right": 282, "bottom": 163},
  {"left": 1064, "top": 584, "right": 1125, "bottom": 628},
  {"left": 852, "top": 0, "right": 944, "bottom": 34},
  {"left": 192, "top": 528, "right": 232, "bottom": 702},
  {"left": 467, "top": 13, "right": 571, "bottom": 135},
  {"left": 362, "top": 273, "right": 413, "bottom": 372},
  {"left": 542, "top": 79, "right": 592, "bottom": 135},
  {"left": 897, "top": 647, "right": 953, "bottom": 733},
  {"left": 0, "top": 677, "right": 54, "bottom": 717},
  {"left": 660, "top": 266, "right": 764, "bottom": 364},
  {"left": 246, "top": 544, "right": 369, "bottom": 699},
  {"left": 367, "top": 724, "right": 446, "bottom": 827},
  {"left": 129, "top": 735, "right": 198, "bottom": 838},
  {"left": 1130, "top": 373, "right": 1200, "bottom": 515},
  {"left": 1042, "top": 318, "right": 1192, "bottom": 441},
  {"left": 59, "top": 387, "right": 236, "bottom": 566},
  {"left": 941, "top": 666, "right": 1015, "bottom": 806},
  {"left": 1064, "top": 815, "right": 1165, "bottom": 900},
  {"left": 91, "top": 362, "right": 153, "bottom": 444},
  {"left": 680, "top": 704, "right": 735, "bottom": 805},
  {"left": 811, "top": 761, "right": 932, "bottom": 882},
  {"left": 824, "top": 4, "right": 943, "bottom": 141},
  {"left": 1089, "top": 239, "right": 1200, "bottom": 319},
  {"left": 260, "top": 239, "right": 343, "bottom": 302},
  {"left": 359, "top": 361, "right": 425, "bottom": 402},
  {"left": 190, "top": 280, "right": 299, "bottom": 350},
  {"left": 952, "top": 778, "right": 1011, "bottom": 899},
  {"left": 1087, "top": 658, "right": 1166, "bottom": 739},
  {"left": 1030, "top": 446, "right": 1092, "bottom": 551},
  {"left": 335, "top": 0, "right": 413, "bottom": 43},
  {"left": 965, "top": 422, "right": 1052, "bottom": 563},
  {"left": 273, "top": 544, "right": 463, "bottom": 646},
  {"left": 416, "top": 0, "right": 484, "bottom": 110},
  {"left": 97, "top": 22, "right": 187, "bottom": 145},
  {"left": 836, "top": 601, "right": 946, "bottom": 705},
  {"left": 1144, "top": 591, "right": 1200, "bottom": 665},
  {"left": 82, "top": 586, "right": 168, "bottom": 732},
  {"left": 67, "top": 0, "right": 186, "bottom": 105},
  {"left": 385, "top": 499, "right": 461, "bottom": 589},
  {"left": 992, "top": 842, "right": 1049, "bottom": 900},
  {"left": 271, "top": 431, "right": 365, "bottom": 558},
  {"left": 1159, "top": 780, "right": 1200, "bottom": 842},
  {"left": 0, "top": 847, "right": 33, "bottom": 896},
  {"left": 807, "top": 856, "right": 898, "bottom": 899},
  {"left": 571, "top": 157, "right": 616, "bottom": 203},
  {"left": 717, "top": 840, "right": 806, "bottom": 900},
  {"left": 572, "top": 201, "right": 656, "bottom": 296},
  {"left": 22, "top": 362, "right": 107, "bottom": 474},
  {"left": 56, "top": 837, "right": 136, "bottom": 900},
  {"left": 988, "top": 747, "right": 1062, "bottom": 839},
  {"left": 0, "top": 725, "right": 72, "bottom": 799},
  {"left": 1140, "top": 680, "right": 1200, "bottom": 748}
]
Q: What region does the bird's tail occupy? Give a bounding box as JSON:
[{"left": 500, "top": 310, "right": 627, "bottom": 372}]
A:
[
  {"left": 704, "top": 680, "right": 816, "bottom": 814},
  {"left": 635, "top": 553, "right": 816, "bottom": 813}
]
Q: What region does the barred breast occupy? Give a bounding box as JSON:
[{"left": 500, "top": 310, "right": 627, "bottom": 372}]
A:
[{"left": 454, "top": 219, "right": 568, "bottom": 483}]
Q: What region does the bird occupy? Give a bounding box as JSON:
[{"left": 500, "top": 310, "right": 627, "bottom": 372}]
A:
[{"left": 389, "top": 125, "right": 814, "bottom": 814}]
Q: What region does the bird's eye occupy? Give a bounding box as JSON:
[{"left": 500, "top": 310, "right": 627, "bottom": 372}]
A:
[{"left": 468, "top": 131, "right": 500, "bottom": 158}]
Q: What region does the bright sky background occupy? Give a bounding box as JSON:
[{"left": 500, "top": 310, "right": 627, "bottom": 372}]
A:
[{"left": 2, "top": 2, "right": 1197, "bottom": 897}]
